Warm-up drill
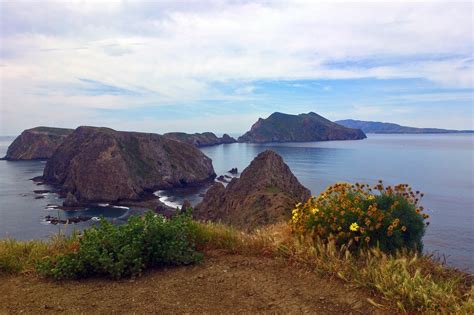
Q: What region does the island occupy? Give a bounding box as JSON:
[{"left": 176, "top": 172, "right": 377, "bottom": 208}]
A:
[
  {"left": 238, "top": 112, "right": 366, "bottom": 143},
  {"left": 163, "top": 132, "right": 236, "bottom": 147},
  {"left": 336, "top": 119, "right": 474, "bottom": 134},
  {"left": 42, "top": 126, "right": 216, "bottom": 206},
  {"left": 2, "top": 126, "right": 73, "bottom": 160}
]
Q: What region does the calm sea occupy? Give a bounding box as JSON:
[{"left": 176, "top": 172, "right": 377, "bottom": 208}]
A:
[{"left": 0, "top": 134, "right": 472, "bottom": 271}]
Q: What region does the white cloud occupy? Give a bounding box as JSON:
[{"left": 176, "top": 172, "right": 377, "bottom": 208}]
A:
[{"left": 0, "top": 0, "right": 473, "bottom": 134}]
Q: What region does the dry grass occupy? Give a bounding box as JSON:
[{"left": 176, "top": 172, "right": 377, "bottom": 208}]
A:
[
  {"left": 192, "top": 221, "right": 473, "bottom": 314},
  {"left": 0, "top": 234, "right": 76, "bottom": 274},
  {"left": 1, "top": 221, "right": 472, "bottom": 313}
]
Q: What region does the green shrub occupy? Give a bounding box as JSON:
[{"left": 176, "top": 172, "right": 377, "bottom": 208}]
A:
[
  {"left": 36, "top": 212, "right": 202, "bottom": 279},
  {"left": 291, "top": 181, "right": 428, "bottom": 252}
]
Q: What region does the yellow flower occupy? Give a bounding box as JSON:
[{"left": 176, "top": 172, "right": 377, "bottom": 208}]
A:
[
  {"left": 367, "top": 195, "right": 375, "bottom": 201},
  {"left": 311, "top": 207, "right": 319, "bottom": 214},
  {"left": 350, "top": 222, "right": 359, "bottom": 231}
]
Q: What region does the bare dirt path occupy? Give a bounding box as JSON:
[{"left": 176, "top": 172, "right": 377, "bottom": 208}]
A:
[{"left": 0, "top": 253, "right": 392, "bottom": 314}]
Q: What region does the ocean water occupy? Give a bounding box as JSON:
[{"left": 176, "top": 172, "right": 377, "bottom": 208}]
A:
[
  {"left": 0, "top": 134, "right": 472, "bottom": 271},
  {"left": 0, "top": 138, "right": 147, "bottom": 240}
]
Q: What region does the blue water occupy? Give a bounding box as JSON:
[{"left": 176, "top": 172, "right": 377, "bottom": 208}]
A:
[
  {"left": 0, "top": 134, "right": 472, "bottom": 271},
  {"left": 0, "top": 138, "right": 147, "bottom": 240}
]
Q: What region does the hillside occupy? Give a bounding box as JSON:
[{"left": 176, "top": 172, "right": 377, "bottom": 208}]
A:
[
  {"left": 238, "top": 112, "right": 366, "bottom": 143},
  {"left": 336, "top": 119, "right": 474, "bottom": 134}
]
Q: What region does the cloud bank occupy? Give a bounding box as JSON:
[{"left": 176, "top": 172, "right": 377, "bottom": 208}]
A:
[{"left": 0, "top": 0, "right": 472, "bottom": 134}]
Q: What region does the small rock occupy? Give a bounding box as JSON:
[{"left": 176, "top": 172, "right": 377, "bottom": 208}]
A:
[
  {"left": 228, "top": 167, "right": 238, "bottom": 174},
  {"left": 63, "top": 192, "right": 79, "bottom": 207}
]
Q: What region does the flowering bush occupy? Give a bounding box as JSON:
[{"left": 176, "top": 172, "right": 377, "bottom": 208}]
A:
[{"left": 291, "top": 181, "right": 428, "bottom": 252}]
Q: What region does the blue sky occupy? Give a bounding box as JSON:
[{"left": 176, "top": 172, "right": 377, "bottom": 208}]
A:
[{"left": 0, "top": 0, "right": 472, "bottom": 135}]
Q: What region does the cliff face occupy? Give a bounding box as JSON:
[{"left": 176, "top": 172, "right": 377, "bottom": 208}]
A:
[
  {"left": 238, "top": 112, "right": 366, "bottom": 143},
  {"left": 163, "top": 132, "right": 236, "bottom": 147},
  {"left": 3, "top": 127, "right": 73, "bottom": 160},
  {"left": 194, "top": 150, "right": 311, "bottom": 231},
  {"left": 43, "top": 126, "right": 216, "bottom": 204}
]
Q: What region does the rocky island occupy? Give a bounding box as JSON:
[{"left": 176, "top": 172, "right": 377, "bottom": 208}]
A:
[
  {"left": 194, "top": 150, "right": 311, "bottom": 231},
  {"left": 2, "top": 127, "right": 73, "bottom": 160},
  {"left": 238, "top": 112, "right": 366, "bottom": 143},
  {"left": 163, "top": 132, "right": 236, "bottom": 147},
  {"left": 42, "top": 126, "right": 216, "bottom": 206}
]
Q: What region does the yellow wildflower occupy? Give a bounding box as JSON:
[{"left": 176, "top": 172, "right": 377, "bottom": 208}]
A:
[
  {"left": 311, "top": 207, "right": 319, "bottom": 214},
  {"left": 367, "top": 195, "right": 375, "bottom": 201},
  {"left": 349, "top": 222, "right": 359, "bottom": 231}
]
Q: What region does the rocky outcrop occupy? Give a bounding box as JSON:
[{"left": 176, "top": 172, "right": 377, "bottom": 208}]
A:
[
  {"left": 194, "top": 150, "right": 311, "bottom": 231},
  {"left": 3, "top": 127, "right": 73, "bottom": 160},
  {"left": 238, "top": 112, "right": 366, "bottom": 143},
  {"left": 42, "top": 126, "right": 216, "bottom": 205},
  {"left": 163, "top": 132, "right": 236, "bottom": 147}
]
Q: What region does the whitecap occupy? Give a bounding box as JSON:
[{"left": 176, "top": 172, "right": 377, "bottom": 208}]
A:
[{"left": 111, "top": 205, "right": 130, "bottom": 210}]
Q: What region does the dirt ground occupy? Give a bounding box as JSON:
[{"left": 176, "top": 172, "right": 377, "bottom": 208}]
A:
[{"left": 0, "top": 253, "right": 393, "bottom": 314}]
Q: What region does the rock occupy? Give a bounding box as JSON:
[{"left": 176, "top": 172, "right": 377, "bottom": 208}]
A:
[
  {"left": 2, "top": 127, "right": 73, "bottom": 160},
  {"left": 238, "top": 112, "right": 366, "bottom": 143},
  {"left": 63, "top": 192, "right": 79, "bottom": 207},
  {"left": 45, "top": 215, "right": 92, "bottom": 224},
  {"left": 194, "top": 150, "right": 311, "bottom": 231},
  {"left": 34, "top": 196, "right": 45, "bottom": 199},
  {"left": 180, "top": 200, "right": 192, "bottom": 213},
  {"left": 228, "top": 168, "right": 238, "bottom": 174},
  {"left": 163, "top": 132, "right": 237, "bottom": 147},
  {"left": 217, "top": 175, "right": 229, "bottom": 183},
  {"left": 42, "top": 126, "right": 216, "bottom": 204}
]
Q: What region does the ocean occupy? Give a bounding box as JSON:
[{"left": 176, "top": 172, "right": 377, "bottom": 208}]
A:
[{"left": 0, "top": 134, "right": 472, "bottom": 271}]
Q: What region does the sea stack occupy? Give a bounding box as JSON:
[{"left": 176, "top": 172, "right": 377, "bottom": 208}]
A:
[
  {"left": 2, "top": 127, "right": 73, "bottom": 160},
  {"left": 238, "top": 112, "right": 366, "bottom": 143},
  {"left": 194, "top": 150, "right": 311, "bottom": 231},
  {"left": 42, "top": 126, "right": 216, "bottom": 205}
]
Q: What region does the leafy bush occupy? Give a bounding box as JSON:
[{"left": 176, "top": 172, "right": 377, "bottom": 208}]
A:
[
  {"left": 37, "top": 212, "right": 202, "bottom": 279},
  {"left": 290, "top": 181, "right": 428, "bottom": 252}
]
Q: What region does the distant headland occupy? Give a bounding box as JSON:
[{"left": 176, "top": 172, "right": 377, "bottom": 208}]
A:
[{"left": 336, "top": 119, "right": 474, "bottom": 134}]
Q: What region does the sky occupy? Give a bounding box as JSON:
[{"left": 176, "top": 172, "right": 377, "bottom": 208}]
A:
[{"left": 0, "top": 0, "right": 473, "bottom": 136}]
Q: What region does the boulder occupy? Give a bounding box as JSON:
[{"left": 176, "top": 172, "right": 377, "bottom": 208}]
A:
[
  {"left": 194, "top": 150, "right": 311, "bottom": 231},
  {"left": 63, "top": 192, "right": 79, "bottom": 207},
  {"left": 43, "top": 126, "right": 216, "bottom": 204}
]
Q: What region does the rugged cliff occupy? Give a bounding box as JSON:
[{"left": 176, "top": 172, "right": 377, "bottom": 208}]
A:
[
  {"left": 163, "top": 132, "right": 236, "bottom": 147},
  {"left": 3, "top": 127, "right": 73, "bottom": 160},
  {"left": 238, "top": 112, "right": 366, "bottom": 143},
  {"left": 194, "top": 150, "right": 311, "bottom": 231},
  {"left": 43, "top": 126, "right": 216, "bottom": 204}
]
